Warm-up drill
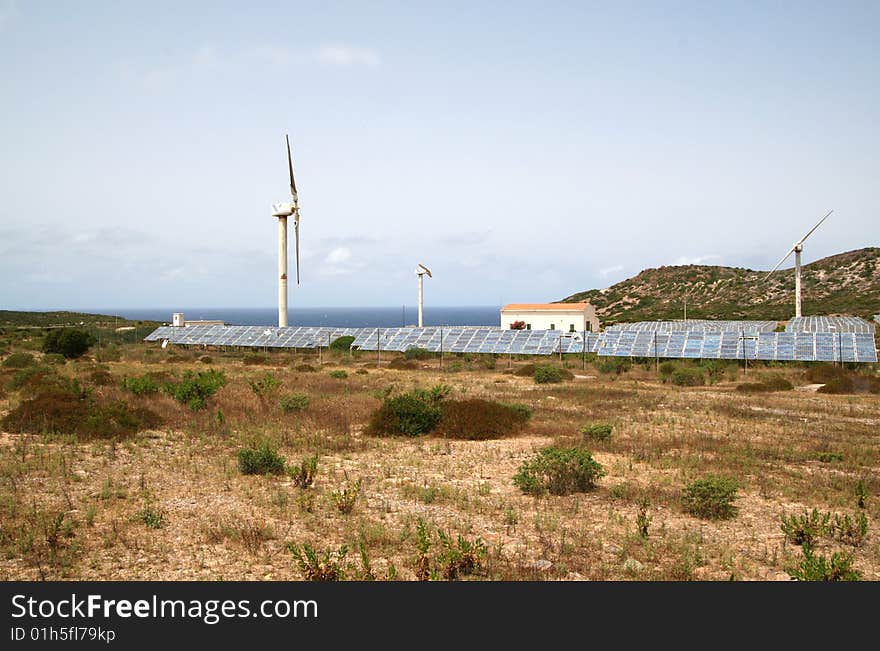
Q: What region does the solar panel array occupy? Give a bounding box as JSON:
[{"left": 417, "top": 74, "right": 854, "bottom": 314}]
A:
[
  {"left": 144, "top": 323, "right": 877, "bottom": 363},
  {"left": 607, "top": 320, "right": 777, "bottom": 333},
  {"left": 596, "top": 330, "right": 876, "bottom": 362},
  {"left": 786, "top": 316, "right": 875, "bottom": 334}
]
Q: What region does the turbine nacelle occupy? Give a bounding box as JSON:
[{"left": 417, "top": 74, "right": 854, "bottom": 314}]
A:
[
  {"left": 272, "top": 202, "right": 296, "bottom": 218},
  {"left": 415, "top": 263, "right": 432, "bottom": 277}
]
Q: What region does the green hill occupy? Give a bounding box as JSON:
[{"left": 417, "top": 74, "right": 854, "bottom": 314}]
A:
[{"left": 559, "top": 247, "right": 880, "bottom": 324}]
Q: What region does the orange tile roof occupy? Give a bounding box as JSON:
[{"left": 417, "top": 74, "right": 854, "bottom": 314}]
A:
[{"left": 501, "top": 303, "right": 590, "bottom": 311}]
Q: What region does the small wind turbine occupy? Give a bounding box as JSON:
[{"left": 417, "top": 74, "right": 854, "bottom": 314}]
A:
[
  {"left": 415, "top": 263, "right": 432, "bottom": 327},
  {"left": 271, "top": 134, "right": 302, "bottom": 328},
  {"left": 767, "top": 210, "right": 833, "bottom": 318}
]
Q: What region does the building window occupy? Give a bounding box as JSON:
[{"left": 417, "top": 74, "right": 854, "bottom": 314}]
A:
[
  {"left": 526, "top": 323, "right": 531, "bottom": 330},
  {"left": 569, "top": 324, "right": 575, "bottom": 332},
  {"left": 549, "top": 323, "right": 555, "bottom": 330}
]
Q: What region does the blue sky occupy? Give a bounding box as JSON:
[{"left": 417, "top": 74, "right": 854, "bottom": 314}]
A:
[{"left": 1, "top": 1, "right": 878, "bottom": 310}]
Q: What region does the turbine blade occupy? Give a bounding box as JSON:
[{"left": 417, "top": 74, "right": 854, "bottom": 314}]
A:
[
  {"left": 286, "top": 134, "right": 298, "bottom": 202},
  {"left": 294, "top": 217, "right": 301, "bottom": 285},
  {"left": 797, "top": 209, "right": 833, "bottom": 246},
  {"left": 767, "top": 246, "right": 796, "bottom": 277}
]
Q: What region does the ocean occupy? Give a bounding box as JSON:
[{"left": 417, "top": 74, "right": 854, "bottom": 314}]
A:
[{"left": 105, "top": 306, "right": 502, "bottom": 328}]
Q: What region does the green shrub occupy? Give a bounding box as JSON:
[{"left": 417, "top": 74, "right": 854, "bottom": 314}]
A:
[
  {"left": 329, "top": 369, "right": 348, "bottom": 379},
  {"left": 123, "top": 374, "right": 160, "bottom": 395},
  {"left": 43, "top": 328, "right": 96, "bottom": 359},
  {"left": 280, "top": 393, "right": 310, "bottom": 413},
  {"left": 329, "top": 336, "right": 355, "bottom": 352},
  {"left": 831, "top": 512, "right": 868, "bottom": 547},
  {"left": 533, "top": 365, "right": 567, "bottom": 384},
  {"left": 816, "top": 451, "right": 844, "bottom": 463},
  {"left": 42, "top": 353, "right": 67, "bottom": 365},
  {"left": 198, "top": 355, "right": 213, "bottom": 364},
  {"left": 781, "top": 509, "right": 830, "bottom": 546},
  {"left": 95, "top": 346, "right": 121, "bottom": 362},
  {"left": 287, "top": 455, "right": 318, "bottom": 488},
  {"left": 682, "top": 475, "right": 738, "bottom": 520},
  {"left": 294, "top": 364, "right": 317, "bottom": 372},
  {"left": 162, "top": 368, "right": 227, "bottom": 410},
  {"left": 2, "top": 352, "right": 36, "bottom": 368},
  {"left": 331, "top": 479, "right": 361, "bottom": 514},
  {"left": 404, "top": 347, "right": 432, "bottom": 360},
  {"left": 501, "top": 402, "right": 533, "bottom": 421},
  {"left": 288, "top": 542, "right": 348, "bottom": 581},
  {"left": 243, "top": 354, "right": 271, "bottom": 366},
  {"left": 596, "top": 358, "right": 631, "bottom": 375},
  {"left": 365, "top": 391, "right": 442, "bottom": 437},
  {"left": 436, "top": 529, "right": 487, "bottom": 580},
  {"left": 249, "top": 372, "right": 281, "bottom": 397},
  {"left": 514, "top": 447, "right": 605, "bottom": 496},
  {"left": 580, "top": 423, "right": 613, "bottom": 441},
  {"left": 437, "top": 399, "right": 530, "bottom": 440},
  {"left": 237, "top": 441, "right": 286, "bottom": 475},
  {"left": 787, "top": 545, "right": 861, "bottom": 581},
  {"left": 737, "top": 377, "right": 794, "bottom": 393},
  {"left": 671, "top": 367, "right": 705, "bottom": 387},
  {"left": 7, "top": 366, "right": 59, "bottom": 393},
  {"left": 659, "top": 361, "right": 677, "bottom": 378},
  {"left": 135, "top": 504, "right": 166, "bottom": 529}
]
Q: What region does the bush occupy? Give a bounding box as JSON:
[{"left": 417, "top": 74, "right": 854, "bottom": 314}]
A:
[
  {"left": 781, "top": 509, "right": 830, "bottom": 546},
  {"left": 122, "top": 374, "right": 160, "bottom": 395},
  {"left": 331, "top": 479, "right": 361, "bottom": 514},
  {"left": 1, "top": 387, "right": 161, "bottom": 439},
  {"left": 289, "top": 543, "right": 348, "bottom": 581},
  {"left": 533, "top": 365, "right": 569, "bottom": 384},
  {"left": 88, "top": 368, "right": 115, "bottom": 386},
  {"left": 162, "top": 369, "right": 227, "bottom": 410},
  {"left": 249, "top": 372, "right": 281, "bottom": 397},
  {"left": 671, "top": 367, "right": 705, "bottom": 387},
  {"left": 7, "top": 366, "right": 58, "bottom": 392},
  {"left": 682, "top": 475, "right": 738, "bottom": 520},
  {"left": 659, "top": 361, "right": 677, "bottom": 378},
  {"left": 42, "top": 353, "right": 67, "bottom": 365},
  {"left": 737, "top": 377, "right": 794, "bottom": 393},
  {"left": 513, "top": 364, "right": 536, "bottom": 377},
  {"left": 388, "top": 358, "right": 418, "bottom": 370},
  {"left": 788, "top": 545, "right": 861, "bottom": 581},
  {"left": 329, "top": 370, "right": 348, "bottom": 379},
  {"left": 404, "top": 347, "right": 432, "bottom": 360},
  {"left": 237, "top": 441, "right": 286, "bottom": 475},
  {"left": 513, "top": 447, "right": 605, "bottom": 496},
  {"left": 365, "top": 390, "right": 443, "bottom": 437},
  {"left": 43, "top": 328, "right": 96, "bottom": 359},
  {"left": 502, "top": 402, "right": 533, "bottom": 421},
  {"left": 288, "top": 455, "right": 318, "bottom": 488},
  {"left": 243, "top": 354, "right": 271, "bottom": 366},
  {"left": 437, "top": 399, "right": 530, "bottom": 440},
  {"left": 280, "top": 393, "right": 310, "bottom": 413},
  {"left": 2, "top": 352, "right": 36, "bottom": 368},
  {"left": 596, "top": 358, "right": 631, "bottom": 375},
  {"left": 329, "top": 336, "right": 355, "bottom": 352},
  {"left": 95, "top": 346, "right": 121, "bottom": 363},
  {"left": 580, "top": 423, "right": 613, "bottom": 441},
  {"left": 198, "top": 355, "right": 213, "bottom": 364},
  {"left": 294, "top": 364, "right": 317, "bottom": 372}
]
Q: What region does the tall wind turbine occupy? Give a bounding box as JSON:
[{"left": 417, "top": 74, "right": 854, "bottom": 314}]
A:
[
  {"left": 271, "top": 135, "right": 302, "bottom": 327},
  {"left": 767, "top": 210, "right": 833, "bottom": 318},
  {"left": 415, "top": 263, "right": 432, "bottom": 327}
]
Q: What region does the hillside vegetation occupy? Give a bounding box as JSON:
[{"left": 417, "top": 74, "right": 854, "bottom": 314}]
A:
[{"left": 560, "top": 247, "right": 880, "bottom": 324}]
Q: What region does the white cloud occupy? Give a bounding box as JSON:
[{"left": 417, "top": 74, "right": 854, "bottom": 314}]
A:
[
  {"left": 326, "top": 246, "right": 352, "bottom": 264},
  {"left": 599, "top": 264, "right": 624, "bottom": 277},
  {"left": 672, "top": 254, "right": 720, "bottom": 266},
  {"left": 314, "top": 44, "right": 380, "bottom": 68}
]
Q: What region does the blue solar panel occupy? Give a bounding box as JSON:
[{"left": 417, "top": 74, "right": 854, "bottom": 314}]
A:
[{"left": 786, "top": 316, "right": 875, "bottom": 334}]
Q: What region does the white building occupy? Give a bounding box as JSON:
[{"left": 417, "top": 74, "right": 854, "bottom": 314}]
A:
[{"left": 500, "top": 303, "right": 600, "bottom": 333}]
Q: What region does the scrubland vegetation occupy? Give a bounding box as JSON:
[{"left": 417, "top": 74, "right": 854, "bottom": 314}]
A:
[{"left": 0, "top": 326, "right": 878, "bottom": 581}]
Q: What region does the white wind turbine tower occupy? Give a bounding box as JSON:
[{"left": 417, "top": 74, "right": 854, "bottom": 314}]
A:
[
  {"left": 415, "top": 263, "right": 432, "bottom": 327},
  {"left": 271, "top": 135, "right": 302, "bottom": 328},
  {"left": 767, "top": 210, "right": 833, "bottom": 318}
]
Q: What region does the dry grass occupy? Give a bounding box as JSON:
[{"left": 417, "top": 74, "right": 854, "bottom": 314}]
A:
[{"left": 0, "top": 346, "right": 878, "bottom": 580}]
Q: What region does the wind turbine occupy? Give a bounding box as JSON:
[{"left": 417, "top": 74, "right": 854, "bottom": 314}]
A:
[
  {"left": 271, "top": 134, "right": 302, "bottom": 328},
  {"left": 767, "top": 210, "right": 833, "bottom": 318},
  {"left": 415, "top": 263, "right": 432, "bottom": 327}
]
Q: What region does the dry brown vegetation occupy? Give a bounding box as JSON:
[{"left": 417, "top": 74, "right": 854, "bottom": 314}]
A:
[{"left": 1, "top": 344, "right": 878, "bottom": 581}]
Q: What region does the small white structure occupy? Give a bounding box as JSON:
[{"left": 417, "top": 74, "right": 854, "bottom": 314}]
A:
[
  {"left": 500, "top": 303, "right": 600, "bottom": 333},
  {"left": 171, "top": 313, "right": 224, "bottom": 327},
  {"left": 172, "top": 312, "right": 185, "bottom": 327}
]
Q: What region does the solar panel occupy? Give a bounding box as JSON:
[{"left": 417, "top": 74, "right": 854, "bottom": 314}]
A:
[
  {"left": 607, "top": 320, "right": 777, "bottom": 333},
  {"left": 786, "top": 316, "right": 875, "bottom": 334}
]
